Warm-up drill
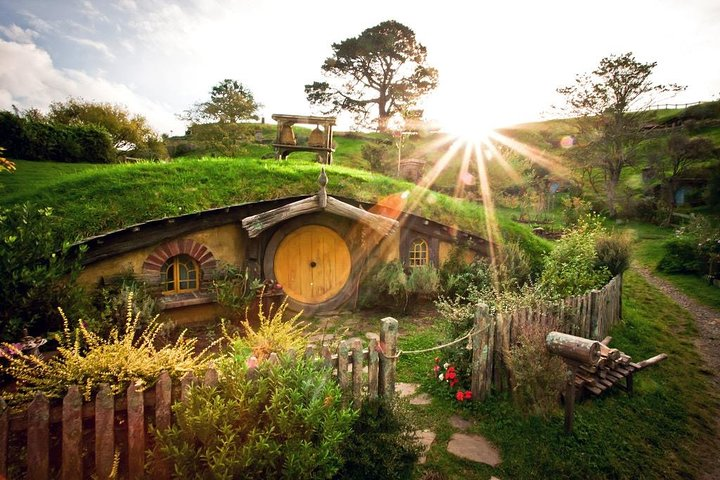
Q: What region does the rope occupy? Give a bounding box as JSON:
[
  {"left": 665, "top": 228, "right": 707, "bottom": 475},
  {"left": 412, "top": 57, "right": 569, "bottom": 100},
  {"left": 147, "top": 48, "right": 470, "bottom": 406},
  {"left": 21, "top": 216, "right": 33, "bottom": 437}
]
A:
[{"left": 380, "top": 324, "right": 490, "bottom": 359}]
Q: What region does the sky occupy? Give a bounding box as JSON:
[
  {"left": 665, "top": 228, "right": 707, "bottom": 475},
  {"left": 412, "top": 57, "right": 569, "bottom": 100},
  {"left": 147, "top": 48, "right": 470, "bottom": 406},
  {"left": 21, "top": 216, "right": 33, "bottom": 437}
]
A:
[{"left": 0, "top": 0, "right": 719, "bottom": 136}]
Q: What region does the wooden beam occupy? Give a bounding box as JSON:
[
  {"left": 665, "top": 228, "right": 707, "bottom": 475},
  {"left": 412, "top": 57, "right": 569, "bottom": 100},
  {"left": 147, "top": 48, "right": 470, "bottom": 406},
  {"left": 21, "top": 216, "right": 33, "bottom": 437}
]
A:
[{"left": 546, "top": 332, "right": 601, "bottom": 365}]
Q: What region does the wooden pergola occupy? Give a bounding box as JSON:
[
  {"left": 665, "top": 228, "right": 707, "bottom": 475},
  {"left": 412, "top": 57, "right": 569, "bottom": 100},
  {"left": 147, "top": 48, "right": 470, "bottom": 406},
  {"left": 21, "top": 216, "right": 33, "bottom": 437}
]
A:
[{"left": 272, "top": 114, "right": 336, "bottom": 164}]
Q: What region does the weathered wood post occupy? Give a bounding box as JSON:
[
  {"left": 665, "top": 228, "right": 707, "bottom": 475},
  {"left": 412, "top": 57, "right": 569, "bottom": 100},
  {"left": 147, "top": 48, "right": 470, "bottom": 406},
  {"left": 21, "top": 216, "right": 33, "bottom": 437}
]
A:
[
  {"left": 0, "top": 398, "right": 7, "bottom": 479},
  {"left": 564, "top": 366, "right": 577, "bottom": 434},
  {"left": 471, "top": 303, "right": 491, "bottom": 401},
  {"left": 379, "top": 317, "right": 398, "bottom": 399},
  {"left": 590, "top": 290, "right": 600, "bottom": 340},
  {"left": 62, "top": 386, "right": 83, "bottom": 480},
  {"left": 27, "top": 393, "right": 49, "bottom": 480},
  {"left": 95, "top": 385, "right": 114, "bottom": 480}
]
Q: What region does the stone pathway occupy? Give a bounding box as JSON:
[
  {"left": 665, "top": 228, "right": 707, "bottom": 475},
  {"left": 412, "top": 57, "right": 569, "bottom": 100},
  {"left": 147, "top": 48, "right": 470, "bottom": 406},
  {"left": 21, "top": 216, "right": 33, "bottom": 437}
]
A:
[{"left": 396, "top": 383, "right": 502, "bottom": 474}]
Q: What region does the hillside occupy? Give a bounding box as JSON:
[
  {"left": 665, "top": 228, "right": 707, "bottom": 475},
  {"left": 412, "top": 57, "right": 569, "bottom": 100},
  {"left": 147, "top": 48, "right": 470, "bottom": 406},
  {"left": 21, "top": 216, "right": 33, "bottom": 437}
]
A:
[{"left": 0, "top": 158, "right": 550, "bottom": 261}]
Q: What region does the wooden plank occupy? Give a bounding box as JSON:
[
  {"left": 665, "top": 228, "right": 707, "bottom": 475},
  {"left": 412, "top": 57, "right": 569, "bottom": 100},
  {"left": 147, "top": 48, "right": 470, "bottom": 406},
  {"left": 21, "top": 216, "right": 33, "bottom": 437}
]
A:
[
  {"left": 62, "top": 386, "right": 83, "bottom": 480},
  {"left": 28, "top": 393, "right": 50, "bottom": 480},
  {"left": 204, "top": 368, "right": 219, "bottom": 387},
  {"left": 368, "top": 338, "right": 379, "bottom": 399},
  {"left": 379, "top": 317, "right": 398, "bottom": 399},
  {"left": 471, "top": 304, "right": 489, "bottom": 401},
  {"left": 153, "top": 371, "right": 172, "bottom": 479},
  {"left": 337, "top": 341, "right": 349, "bottom": 399},
  {"left": 127, "top": 383, "right": 145, "bottom": 479},
  {"left": 351, "top": 338, "right": 363, "bottom": 408},
  {"left": 590, "top": 290, "right": 599, "bottom": 340},
  {"left": 485, "top": 318, "right": 496, "bottom": 394},
  {"left": 304, "top": 345, "right": 315, "bottom": 360},
  {"left": 95, "top": 385, "right": 114, "bottom": 480},
  {"left": 181, "top": 372, "right": 196, "bottom": 403},
  {"left": 0, "top": 398, "right": 7, "bottom": 479},
  {"left": 321, "top": 345, "right": 333, "bottom": 369},
  {"left": 546, "top": 332, "right": 601, "bottom": 365}
]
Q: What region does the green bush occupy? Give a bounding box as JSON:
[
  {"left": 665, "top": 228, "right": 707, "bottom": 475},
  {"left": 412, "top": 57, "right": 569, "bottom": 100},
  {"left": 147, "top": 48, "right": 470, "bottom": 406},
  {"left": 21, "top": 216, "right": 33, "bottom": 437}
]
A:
[
  {"left": 153, "top": 356, "right": 356, "bottom": 479},
  {"left": 88, "top": 274, "right": 159, "bottom": 336},
  {"left": 0, "top": 204, "right": 87, "bottom": 341},
  {"left": 439, "top": 254, "right": 493, "bottom": 302},
  {"left": 359, "top": 261, "right": 440, "bottom": 313},
  {"left": 536, "top": 215, "right": 612, "bottom": 298},
  {"left": 0, "top": 111, "right": 115, "bottom": 163},
  {"left": 335, "top": 397, "right": 421, "bottom": 480},
  {"left": 657, "top": 237, "right": 702, "bottom": 273},
  {"left": 2, "top": 294, "right": 213, "bottom": 405},
  {"left": 506, "top": 322, "right": 565, "bottom": 417},
  {"left": 595, "top": 232, "right": 632, "bottom": 276},
  {"left": 658, "top": 216, "right": 720, "bottom": 275},
  {"left": 361, "top": 142, "right": 392, "bottom": 173},
  {"left": 212, "top": 262, "right": 262, "bottom": 320}
]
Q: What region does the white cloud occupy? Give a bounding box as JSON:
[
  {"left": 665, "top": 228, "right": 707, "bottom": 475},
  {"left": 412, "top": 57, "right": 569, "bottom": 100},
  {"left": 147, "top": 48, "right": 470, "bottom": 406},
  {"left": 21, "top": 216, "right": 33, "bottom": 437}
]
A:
[
  {"left": 0, "top": 39, "right": 182, "bottom": 134},
  {"left": 65, "top": 35, "right": 115, "bottom": 59},
  {"left": 81, "top": 0, "right": 108, "bottom": 22},
  {"left": 0, "top": 24, "right": 39, "bottom": 44}
]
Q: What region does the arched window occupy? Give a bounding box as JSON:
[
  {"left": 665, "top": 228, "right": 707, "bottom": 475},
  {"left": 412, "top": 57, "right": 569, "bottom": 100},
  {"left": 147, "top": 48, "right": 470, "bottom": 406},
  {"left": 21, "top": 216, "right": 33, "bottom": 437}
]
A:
[
  {"left": 408, "top": 238, "right": 429, "bottom": 267},
  {"left": 161, "top": 255, "right": 200, "bottom": 294}
]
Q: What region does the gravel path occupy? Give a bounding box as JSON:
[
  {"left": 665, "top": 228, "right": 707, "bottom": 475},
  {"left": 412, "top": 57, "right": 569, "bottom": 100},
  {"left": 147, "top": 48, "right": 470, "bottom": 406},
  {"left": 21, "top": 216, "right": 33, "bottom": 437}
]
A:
[{"left": 632, "top": 265, "right": 720, "bottom": 479}]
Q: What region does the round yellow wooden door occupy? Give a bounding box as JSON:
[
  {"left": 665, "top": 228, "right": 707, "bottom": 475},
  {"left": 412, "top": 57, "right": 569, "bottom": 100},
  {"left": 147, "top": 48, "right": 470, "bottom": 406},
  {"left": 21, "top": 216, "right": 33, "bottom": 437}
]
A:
[{"left": 274, "top": 225, "right": 352, "bottom": 304}]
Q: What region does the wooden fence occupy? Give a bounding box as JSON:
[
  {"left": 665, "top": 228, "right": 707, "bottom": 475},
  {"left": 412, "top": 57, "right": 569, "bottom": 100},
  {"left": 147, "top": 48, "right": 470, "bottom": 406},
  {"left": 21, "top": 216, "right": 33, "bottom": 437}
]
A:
[
  {"left": 0, "top": 317, "right": 399, "bottom": 479},
  {"left": 471, "top": 274, "right": 623, "bottom": 400}
]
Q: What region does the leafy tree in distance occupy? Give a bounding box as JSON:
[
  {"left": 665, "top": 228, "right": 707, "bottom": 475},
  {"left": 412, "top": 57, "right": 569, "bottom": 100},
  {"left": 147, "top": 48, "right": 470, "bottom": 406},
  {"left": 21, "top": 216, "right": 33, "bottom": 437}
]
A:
[
  {"left": 48, "top": 98, "right": 165, "bottom": 158},
  {"left": 305, "top": 20, "right": 438, "bottom": 132},
  {"left": 182, "top": 79, "right": 262, "bottom": 124},
  {"left": 556, "top": 52, "right": 685, "bottom": 216}
]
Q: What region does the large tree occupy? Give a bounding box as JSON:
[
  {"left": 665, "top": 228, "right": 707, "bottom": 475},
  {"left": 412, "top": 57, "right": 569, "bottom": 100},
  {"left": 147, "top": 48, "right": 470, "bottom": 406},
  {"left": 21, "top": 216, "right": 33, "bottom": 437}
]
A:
[
  {"left": 556, "top": 52, "right": 684, "bottom": 216},
  {"left": 48, "top": 98, "right": 160, "bottom": 154},
  {"left": 182, "top": 79, "right": 261, "bottom": 124},
  {"left": 305, "top": 20, "right": 438, "bottom": 132}
]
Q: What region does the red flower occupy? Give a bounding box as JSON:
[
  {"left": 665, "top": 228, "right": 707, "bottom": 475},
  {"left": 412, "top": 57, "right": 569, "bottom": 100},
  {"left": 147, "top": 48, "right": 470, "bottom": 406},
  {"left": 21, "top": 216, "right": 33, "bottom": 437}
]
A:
[
  {"left": 456, "top": 390, "right": 465, "bottom": 402},
  {"left": 433, "top": 365, "right": 440, "bottom": 373},
  {"left": 446, "top": 371, "right": 456, "bottom": 380},
  {"left": 464, "top": 390, "right": 472, "bottom": 400},
  {"left": 450, "top": 379, "right": 458, "bottom": 388}
]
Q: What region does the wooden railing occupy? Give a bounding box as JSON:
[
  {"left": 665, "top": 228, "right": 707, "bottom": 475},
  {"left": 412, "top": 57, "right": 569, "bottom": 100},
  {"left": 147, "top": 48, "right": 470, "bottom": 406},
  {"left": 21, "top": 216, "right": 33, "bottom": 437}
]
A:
[
  {"left": 0, "top": 317, "right": 399, "bottom": 479},
  {"left": 471, "top": 274, "right": 623, "bottom": 399}
]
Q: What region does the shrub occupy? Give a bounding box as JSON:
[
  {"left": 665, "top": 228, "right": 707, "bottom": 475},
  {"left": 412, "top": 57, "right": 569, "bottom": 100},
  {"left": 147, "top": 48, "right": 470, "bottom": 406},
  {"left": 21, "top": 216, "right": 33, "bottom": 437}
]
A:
[
  {"left": 225, "top": 294, "right": 311, "bottom": 361},
  {"left": 495, "top": 241, "right": 532, "bottom": 290},
  {"left": 657, "top": 237, "right": 701, "bottom": 273},
  {"left": 561, "top": 196, "right": 592, "bottom": 226},
  {"left": 335, "top": 398, "right": 421, "bottom": 480},
  {"left": 88, "top": 273, "right": 159, "bottom": 336},
  {"left": 212, "top": 262, "right": 262, "bottom": 320},
  {"left": 439, "top": 256, "right": 493, "bottom": 302},
  {"left": 658, "top": 216, "right": 719, "bottom": 275},
  {"left": 536, "top": 215, "right": 612, "bottom": 298},
  {"left": 506, "top": 321, "right": 565, "bottom": 417},
  {"left": 361, "top": 142, "right": 392, "bottom": 173},
  {"left": 595, "top": 231, "right": 632, "bottom": 276},
  {"left": 0, "top": 204, "right": 87, "bottom": 341},
  {"left": 153, "top": 356, "right": 356, "bottom": 479},
  {"left": 1, "top": 294, "right": 214, "bottom": 405},
  {"left": 359, "top": 261, "right": 441, "bottom": 313}
]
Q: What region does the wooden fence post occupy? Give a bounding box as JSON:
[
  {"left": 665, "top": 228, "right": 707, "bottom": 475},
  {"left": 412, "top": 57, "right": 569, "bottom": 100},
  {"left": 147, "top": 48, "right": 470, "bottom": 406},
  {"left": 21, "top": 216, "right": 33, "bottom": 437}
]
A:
[
  {"left": 351, "top": 338, "right": 363, "bottom": 408},
  {"left": 62, "top": 386, "right": 82, "bottom": 480},
  {"left": 153, "top": 371, "right": 172, "bottom": 479},
  {"left": 95, "top": 385, "right": 114, "bottom": 480},
  {"left": 379, "top": 317, "right": 398, "bottom": 399},
  {"left": 127, "top": 383, "right": 145, "bottom": 479},
  {"left": 471, "top": 303, "right": 490, "bottom": 401},
  {"left": 27, "top": 393, "right": 49, "bottom": 480},
  {"left": 0, "top": 398, "right": 7, "bottom": 479},
  {"left": 337, "top": 340, "right": 349, "bottom": 401},
  {"left": 590, "top": 290, "right": 599, "bottom": 340},
  {"left": 368, "top": 337, "right": 379, "bottom": 399}
]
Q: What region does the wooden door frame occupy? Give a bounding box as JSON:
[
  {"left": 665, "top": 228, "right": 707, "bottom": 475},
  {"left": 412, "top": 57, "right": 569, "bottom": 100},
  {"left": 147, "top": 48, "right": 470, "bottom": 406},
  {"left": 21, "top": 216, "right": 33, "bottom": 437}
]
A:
[{"left": 262, "top": 213, "right": 366, "bottom": 315}]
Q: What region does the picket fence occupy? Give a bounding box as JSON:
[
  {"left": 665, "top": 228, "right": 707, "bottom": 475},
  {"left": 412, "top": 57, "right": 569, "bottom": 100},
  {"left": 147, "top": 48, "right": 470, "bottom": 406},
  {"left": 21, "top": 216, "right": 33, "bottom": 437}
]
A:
[
  {"left": 471, "top": 274, "right": 623, "bottom": 400},
  {"left": 0, "top": 318, "right": 399, "bottom": 479}
]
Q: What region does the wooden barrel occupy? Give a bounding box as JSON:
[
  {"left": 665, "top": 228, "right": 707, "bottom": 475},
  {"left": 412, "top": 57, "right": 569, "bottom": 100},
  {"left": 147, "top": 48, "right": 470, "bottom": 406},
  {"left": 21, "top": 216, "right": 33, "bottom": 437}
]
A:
[{"left": 546, "top": 331, "right": 601, "bottom": 365}]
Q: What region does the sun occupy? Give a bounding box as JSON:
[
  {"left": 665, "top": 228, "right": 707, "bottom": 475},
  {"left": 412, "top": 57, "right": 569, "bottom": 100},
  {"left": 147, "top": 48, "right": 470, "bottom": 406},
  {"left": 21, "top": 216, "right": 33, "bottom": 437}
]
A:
[{"left": 438, "top": 112, "right": 497, "bottom": 146}]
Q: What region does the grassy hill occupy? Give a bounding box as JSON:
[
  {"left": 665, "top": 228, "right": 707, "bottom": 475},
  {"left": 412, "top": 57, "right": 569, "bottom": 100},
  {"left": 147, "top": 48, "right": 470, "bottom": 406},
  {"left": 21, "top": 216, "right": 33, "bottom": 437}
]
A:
[{"left": 0, "top": 158, "right": 550, "bottom": 262}]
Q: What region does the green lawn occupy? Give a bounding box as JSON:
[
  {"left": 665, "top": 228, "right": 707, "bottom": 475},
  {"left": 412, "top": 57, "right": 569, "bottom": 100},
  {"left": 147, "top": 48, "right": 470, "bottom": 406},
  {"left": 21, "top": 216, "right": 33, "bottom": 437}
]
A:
[
  {"left": 623, "top": 221, "right": 720, "bottom": 310},
  {"left": 396, "top": 270, "right": 718, "bottom": 479},
  {"left": 0, "top": 158, "right": 549, "bottom": 262}
]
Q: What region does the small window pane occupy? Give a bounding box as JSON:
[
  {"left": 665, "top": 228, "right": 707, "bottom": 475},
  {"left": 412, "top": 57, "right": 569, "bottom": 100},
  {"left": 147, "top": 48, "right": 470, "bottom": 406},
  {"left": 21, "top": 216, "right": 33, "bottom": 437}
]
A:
[
  {"left": 409, "top": 239, "right": 429, "bottom": 267},
  {"left": 161, "top": 255, "right": 199, "bottom": 293}
]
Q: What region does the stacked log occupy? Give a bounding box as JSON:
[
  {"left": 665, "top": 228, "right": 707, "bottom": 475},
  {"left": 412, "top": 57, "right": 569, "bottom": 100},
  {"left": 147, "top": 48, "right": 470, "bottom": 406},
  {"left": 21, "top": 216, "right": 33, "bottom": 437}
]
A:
[{"left": 546, "top": 332, "right": 668, "bottom": 397}]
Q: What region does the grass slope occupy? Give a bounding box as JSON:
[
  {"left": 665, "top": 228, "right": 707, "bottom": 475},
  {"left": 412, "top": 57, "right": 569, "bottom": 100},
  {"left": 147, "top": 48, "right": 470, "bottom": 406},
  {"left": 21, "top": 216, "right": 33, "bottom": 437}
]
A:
[
  {"left": 397, "top": 270, "right": 718, "bottom": 479},
  {"left": 0, "top": 158, "right": 549, "bottom": 260}
]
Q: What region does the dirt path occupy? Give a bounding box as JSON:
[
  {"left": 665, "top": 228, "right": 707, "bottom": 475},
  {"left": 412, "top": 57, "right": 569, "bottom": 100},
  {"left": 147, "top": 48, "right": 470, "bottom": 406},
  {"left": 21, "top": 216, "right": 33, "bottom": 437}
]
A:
[{"left": 632, "top": 265, "right": 720, "bottom": 479}]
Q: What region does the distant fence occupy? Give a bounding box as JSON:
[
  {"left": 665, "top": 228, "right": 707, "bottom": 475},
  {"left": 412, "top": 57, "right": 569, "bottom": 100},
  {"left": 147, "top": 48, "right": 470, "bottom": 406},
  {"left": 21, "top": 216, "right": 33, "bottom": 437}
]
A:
[
  {"left": 0, "top": 318, "right": 399, "bottom": 479},
  {"left": 648, "top": 101, "right": 703, "bottom": 111},
  {"left": 471, "top": 274, "right": 623, "bottom": 399}
]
